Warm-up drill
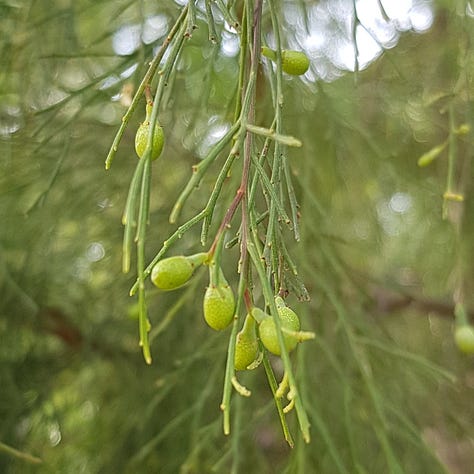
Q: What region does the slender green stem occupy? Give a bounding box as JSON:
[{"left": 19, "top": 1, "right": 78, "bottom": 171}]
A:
[
  {"left": 221, "top": 261, "right": 246, "bottom": 435},
  {"left": 314, "top": 276, "right": 404, "bottom": 472},
  {"left": 233, "top": 6, "right": 247, "bottom": 124},
  {"left": 186, "top": 0, "right": 197, "bottom": 37},
  {"left": 245, "top": 124, "right": 302, "bottom": 147},
  {"left": 0, "top": 441, "right": 42, "bottom": 465},
  {"left": 248, "top": 240, "right": 311, "bottom": 442},
  {"left": 247, "top": 121, "right": 274, "bottom": 223},
  {"left": 352, "top": 0, "right": 360, "bottom": 74},
  {"left": 26, "top": 134, "right": 71, "bottom": 214},
  {"left": 129, "top": 210, "right": 207, "bottom": 295},
  {"left": 283, "top": 155, "right": 301, "bottom": 241},
  {"left": 154, "top": 23, "right": 187, "bottom": 109},
  {"left": 220, "top": 0, "right": 263, "bottom": 436},
  {"left": 122, "top": 155, "right": 147, "bottom": 273},
  {"left": 225, "top": 210, "right": 268, "bottom": 249},
  {"left": 356, "top": 336, "right": 456, "bottom": 383},
  {"left": 170, "top": 120, "right": 241, "bottom": 224},
  {"left": 206, "top": 70, "right": 257, "bottom": 253},
  {"left": 105, "top": 5, "right": 188, "bottom": 169},
  {"left": 261, "top": 351, "right": 295, "bottom": 447},
  {"left": 201, "top": 149, "right": 239, "bottom": 245},
  {"left": 250, "top": 151, "right": 291, "bottom": 225},
  {"left": 264, "top": 0, "right": 285, "bottom": 290},
  {"left": 442, "top": 103, "right": 459, "bottom": 219},
  {"left": 278, "top": 231, "right": 299, "bottom": 276},
  {"left": 137, "top": 157, "right": 152, "bottom": 364},
  {"left": 204, "top": 0, "right": 218, "bottom": 43},
  {"left": 215, "top": 0, "right": 240, "bottom": 30}
]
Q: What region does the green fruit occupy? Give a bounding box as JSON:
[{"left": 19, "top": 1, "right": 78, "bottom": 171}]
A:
[
  {"left": 261, "top": 46, "right": 310, "bottom": 76},
  {"left": 151, "top": 253, "right": 206, "bottom": 290},
  {"left": 203, "top": 265, "right": 235, "bottom": 331},
  {"left": 203, "top": 284, "right": 235, "bottom": 330},
  {"left": 234, "top": 315, "right": 258, "bottom": 370},
  {"left": 275, "top": 298, "right": 301, "bottom": 331},
  {"left": 135, "top": 104, "right": 164, "bottom": 160},
  {"left": 234, "top": 332, "right": 259, "bottom": 370},
  {"left": 259, "top": 303, "right": 301, "bottom": 356},
  {"left": 281, "top": 50, "right": 310, "bottom": 75},
  {"left": 454, "top": 325, "right": 474, "bottom": 354}
]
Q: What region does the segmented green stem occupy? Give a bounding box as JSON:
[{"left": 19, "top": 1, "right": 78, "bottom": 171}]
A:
[
  {"left": 443, "top": 104, "right": 459, "bottom": 219},
  {"left": 136, "top": 157, "right": 152, "bottom": 364},
  {"left": 248, "top": 240, "right": 311, "bottom": 443},
  {"left": 261, "top": 351, "right": 295, "bottom": 447},
  {"left": 129, "top": 210, "right": 207, "bottom": 296},
  {"left": 220, "top": 0, "right": 262, "bottom": 436},
  {"left": 204, "top": 0, "right": 218, "bottom": 43},
  {"left": 264, "top": 0, "right": 285, "bottom": 291},
  {"left": 170, "top": 120, "right": 241, "bottom": 225},
  {"left": 105, "top": 5, "right": 188, "bottom": 169},
  {"left": 186, "top": 0, "right": 197, "bottom": 37}
]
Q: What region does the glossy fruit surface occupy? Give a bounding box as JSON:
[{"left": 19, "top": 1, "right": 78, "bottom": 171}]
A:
[
  {"left": 135, "top": 104, "right": 164, "bottom": 160},
  {"left": 203, "top": 284, "right": 235, "bottom": 330},
  {"left": 455, "top": 325, "right": 474, "bottom": 354},
  {"left": 151, "top": 256, "right": 194, "bottom": 290}
]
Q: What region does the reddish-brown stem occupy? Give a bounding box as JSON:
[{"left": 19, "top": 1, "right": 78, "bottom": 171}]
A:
[
  {"left": 239, "top": 0, "right": 263, "bottom": 288},
  {"left": 208, "top": 187, "right": 245, "bottom": 256},
  {"left": 145, "top": 85, "right": 153, "bottom": 105},
  {"left": 208, "top": 0, "right": 263, "bottom": 260},
  {"left": 244, "top": 288, "right": 253, "bottom": 312}
]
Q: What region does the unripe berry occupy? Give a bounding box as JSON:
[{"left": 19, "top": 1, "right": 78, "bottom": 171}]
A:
[
  {"left": 281, "top": 50, "right": 310, "bottom": 75},
  {"left": 203, "top": 265, "right": 235, "bottom": 330},
  {"left": 454, "top": 325, "right": 474, "bottom": 354},
  {"left": 135, "top": 103, "right": 164, "bottom": 160},
  {"left": 261, "top": 46, "right": 310, "bottom": 76},
  {"left": 258, "top": 296, "right": 306, "bottom": 355},
  {"left": 234, "top": 314, "right": 259, "bottom": 371},
  {"left": 151, "top": 253, "right": 207, "bottom": 290},
  {"left": 275, "top": 297, "right": 300, "bottom": 331},
  {"left": 203, "top": 284, "right": 235, "bottom": 330},
  {"left": 259, "top": 298, "right": 301, "bottom": 356}
]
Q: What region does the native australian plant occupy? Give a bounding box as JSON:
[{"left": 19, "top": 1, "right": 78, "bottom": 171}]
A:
[
  {"left": 105, "top": 0, "right": 317, "bottom": 443},
  {"left": 2, "top": 0, "right": 474, "bottom": 472}
]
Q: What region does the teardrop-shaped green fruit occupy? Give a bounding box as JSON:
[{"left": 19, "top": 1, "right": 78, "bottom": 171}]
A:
[
  {"left": 455, "top": 325, "right": 474, "bottom": 354},
  {"left": 259, "top": 318, "right": 298, "bottom": 356},
  {"left": 203, "top": 284, "right": 235, "bottom": 331},
  {"left": 234, "top": 315, "right": 258, "bottom": 370},
  {"left": 135, "top": 104, "right": 164, "bottom": 160},
  {"left": 277, "top": 306, "right": 300, "bottom": 332},
  {"left": 259, "top": 303, "right": 301, "bottom": 356},
  {"left": 151, "top": 253, "right": 206, "bottom": 290}
]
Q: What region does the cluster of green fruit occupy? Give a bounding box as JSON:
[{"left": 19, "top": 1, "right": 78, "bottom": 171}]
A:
[
  {"left": 234, "top": 298, "right": 314, "bottom": 371},
  {"left": 150, "top": 253, "right": 234, "bottom": 330},
  {"left": 150, "top": 254, "right": 314, "bottom": 368},
  {"left": 132, "top": 48, "right": 313, "bottom": 368}
]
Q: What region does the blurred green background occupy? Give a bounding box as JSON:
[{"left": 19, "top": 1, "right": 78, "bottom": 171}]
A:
[{"left": 1, "top": 0, "right": 473, "bottom": 472}]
